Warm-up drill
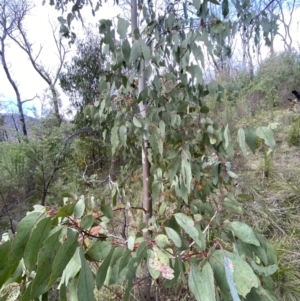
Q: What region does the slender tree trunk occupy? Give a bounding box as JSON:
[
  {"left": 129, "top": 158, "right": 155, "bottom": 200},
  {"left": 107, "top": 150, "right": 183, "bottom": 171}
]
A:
[
  {"left": 247, "top": 41, "right": 254, "bottom": 80},
  {"left": 50, "top": 84, "right": 62, "bottom": 125},
  {"left": 0, "top": 39, "right": 27, "bottom": 136},
  {"left": 131, "top": 0, "right": 152, "bottom": 299},
  {"left": 242, "top": 34, "right": 247, "bottom": 71}
]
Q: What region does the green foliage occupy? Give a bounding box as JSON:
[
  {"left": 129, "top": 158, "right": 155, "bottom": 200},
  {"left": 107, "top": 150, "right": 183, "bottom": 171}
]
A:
[
  {"left": 248, "top": 51, "right": 300, "bottom": 109},
  {"left": 288, "top": 119, "right": 300, "bottom": 146}
]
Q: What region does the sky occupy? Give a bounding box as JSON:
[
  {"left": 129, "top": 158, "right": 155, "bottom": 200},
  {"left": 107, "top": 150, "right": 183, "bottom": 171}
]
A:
[{"left": 0, "top": 0, "right": 299, "bottom": 117}]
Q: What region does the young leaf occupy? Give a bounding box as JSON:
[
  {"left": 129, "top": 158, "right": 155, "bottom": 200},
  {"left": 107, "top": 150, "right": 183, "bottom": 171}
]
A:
[
  {"left": 78, "top": 247, "right": 96, "bottom": 301},
  {"left": 188, "top": 263, "right": 216, "bottom": 301}
]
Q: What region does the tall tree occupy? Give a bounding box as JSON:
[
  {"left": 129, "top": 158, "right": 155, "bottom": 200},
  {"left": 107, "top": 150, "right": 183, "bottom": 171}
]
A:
[
  {"left": 60, "top": 29, "right": 104, "bottom": 112},
  {"left": 9, "top": 20, "right": 69, "bottom": 124},
  {"left": 0, "top": 0, "right": 32, "bottom": 136}
]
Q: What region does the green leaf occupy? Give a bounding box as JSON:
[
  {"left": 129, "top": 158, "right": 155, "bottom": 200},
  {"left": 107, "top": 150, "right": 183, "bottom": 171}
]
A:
[
  {"left": 167, "top": 14, "right": 175, "bottom": 30},
  {"left": 224, "top": 124, "right": 229, "bottom": 149},
  {"left": 223, "top": 197, "right": 243, "bottom": 214},
  {"left": 250, "top": 261, "right": 277, "bottom": 277},
  {"left": 29, "top": 229, "right": 62, "bottom": 298},
  {"left": 60, "top": 283, "right": 67, "bottom": 301},
  {"left": 133, "top": 116, "right": 142, "bottom": 128},
  {"left": 255, "top": 286, "right": 278, "bottom": 301},
  {"left": 111, "top": 125, "right": 119, "bottom": 156},
  {"left": 81, "top": 214, "right": 95, "bottom": 229},
  {"left": 181, "top": 148, "right": 192, "bottom": 194},
  {"left": 211, "top": 250, "right": 259, "bottom": 299},
  {"left": 0, "top": 241, "right": 15, "bottom": 288},
  {"left": 78, "top": 247, "right": 96, "bottom": 301},
  {"left": 229, "top": 221, "right": 260, "bottom": 246},
  {"left": 122, "top": 39, "right": 131, "bottom": 63},
  {"left": 174, "top": 213, "right": 205, "bottom": 250},
  {"left": 159, "top": 120, "right": 165, "bottom": 139},
  {"left": 48, "top": 229, "right": 79, "bottom": 288},
  {"left": 119, "top": 125, "right": 127, "bottom": 146},
  {"left": 188, "top": 263, "right": 216, "bottom": 301},
  {"left": 140, "top": 39, "right": 151, "bottom": 62},
  {"left": 117, "top": 17, "right": 129, "bottom": 40},
  {"left": 237, "top": 128, "right": 247, "bottom": 156},
  {"left": 86, "top": 241, "right": 112, "bottom": 261},
  {"left": 10, "top": 212, "right": 41, "bottom": 262},
  {"left": 155, "top": 234, "right": 169, "bottom": 248},
  {"left": 227, "top": 170, "right": 238, "bottom": 179},
  {"left": 74, "top": 197, "right": 85, "bottom": 219},
  {"left": 130, "top": 40, "right": 142, "bottom": 63},
  {"left": 68, "top": 277, "right": 79, "bottom": 301},
  {"left": 256, "top": 127, "right": 276, "bottom": 150},
  {"left": 56, "top": 203, "right": 75, "bottom": 218},
  {"left": 96, "top": 248, "right": 114, "bottom": 289},
  {"left": 24, "top": 217, "right": 53, "bottom": 272},
  {"left": 224, "top": 256, "right": 241, "bottom": 301},
  {"left": 244, "top": 126, "right": 257, "bottom": 153},
  {"left": 165, "top": 227, "right": 182, "bottom": 248},
  {"left": 101, "top": 204, "right": 114, "bottom": 219},
  {"left": 59, "top": 247, "right": 81, "bottom": 288}
]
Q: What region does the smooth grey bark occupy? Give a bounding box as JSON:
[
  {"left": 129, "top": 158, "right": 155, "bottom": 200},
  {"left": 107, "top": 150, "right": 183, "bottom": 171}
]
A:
[{"left": 0, "top": 0, "right": 28, "bottom": 136}]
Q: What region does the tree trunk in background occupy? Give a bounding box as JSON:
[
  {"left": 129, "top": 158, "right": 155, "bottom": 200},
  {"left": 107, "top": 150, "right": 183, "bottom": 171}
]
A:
[
  {"left": 131, "top": 0, "right": 152, "bottom": 299},
  {"left": 50, "top": 84, "right": 62, "bottom": 125},
  {"left": 0, "top": 38, "right": 27, "bottom": 137}
]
